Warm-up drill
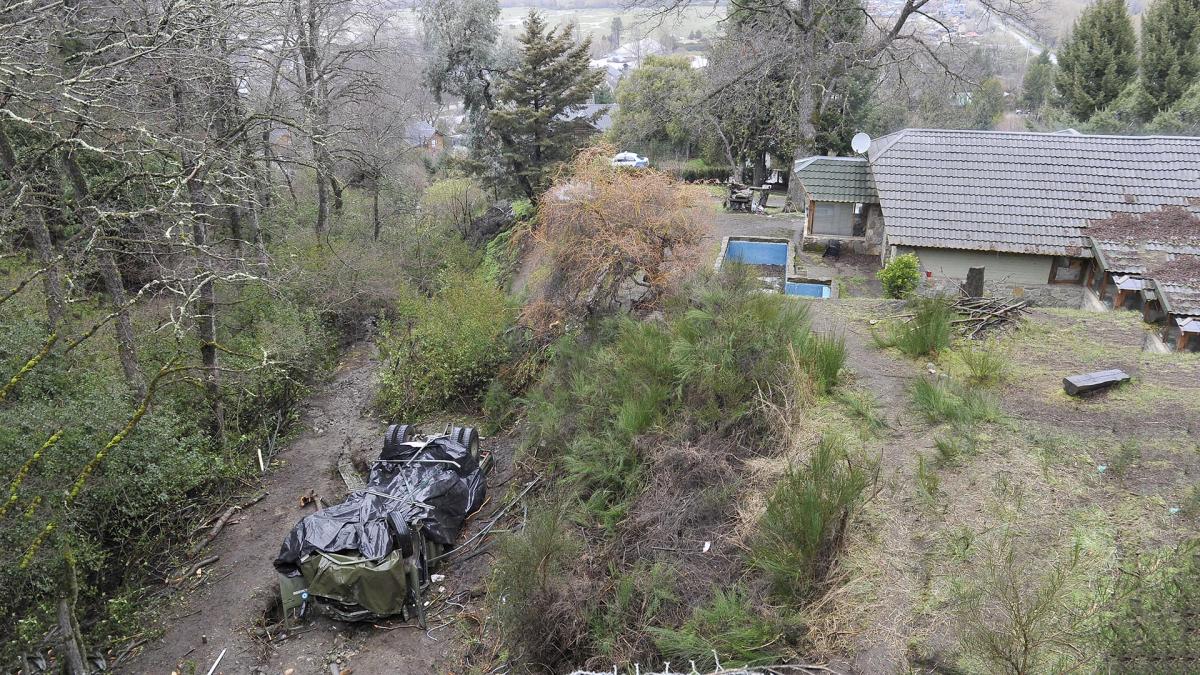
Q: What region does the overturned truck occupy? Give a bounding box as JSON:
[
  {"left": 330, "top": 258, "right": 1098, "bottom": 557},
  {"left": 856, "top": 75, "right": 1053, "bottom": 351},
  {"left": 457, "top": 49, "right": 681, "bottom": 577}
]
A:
[{"left": 274, "top": 424, "right": 490, "bottom": 625}]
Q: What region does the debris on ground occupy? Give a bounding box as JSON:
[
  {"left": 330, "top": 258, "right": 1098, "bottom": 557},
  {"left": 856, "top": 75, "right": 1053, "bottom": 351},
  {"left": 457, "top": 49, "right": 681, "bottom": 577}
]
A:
[{"left": 951, "top": 296, "right": 1030, "bottom": 338}]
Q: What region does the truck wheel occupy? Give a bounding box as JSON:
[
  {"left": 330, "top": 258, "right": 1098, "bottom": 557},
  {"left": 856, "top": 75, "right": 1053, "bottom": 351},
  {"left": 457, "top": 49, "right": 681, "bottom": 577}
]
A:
[
  {"left": 382, "top": 424, "right": 413, "bottom": 459},
  {"left": 450, "top": 426, "right": 480, "bottom": 462}
]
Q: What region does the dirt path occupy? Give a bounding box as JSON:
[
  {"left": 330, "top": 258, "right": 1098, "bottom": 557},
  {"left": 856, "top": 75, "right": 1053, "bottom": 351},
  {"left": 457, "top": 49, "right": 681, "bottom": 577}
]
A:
[
  {"left": 809, "top": 301, "right": 933, "bottom": 674},
  {"left": 124, "top": 344, "right": 513, "bottom": 675}
]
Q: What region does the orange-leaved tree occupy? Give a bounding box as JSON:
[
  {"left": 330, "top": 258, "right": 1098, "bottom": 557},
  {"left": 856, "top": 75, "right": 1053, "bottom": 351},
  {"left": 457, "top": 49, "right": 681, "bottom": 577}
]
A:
[{"left": 522, "top": 144, "right": 711, "bottom": 338}]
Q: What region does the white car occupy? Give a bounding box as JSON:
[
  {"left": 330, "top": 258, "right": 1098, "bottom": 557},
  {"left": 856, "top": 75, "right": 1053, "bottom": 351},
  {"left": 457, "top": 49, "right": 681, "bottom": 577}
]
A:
[{"left": 611, "top": 151, "right": 649, "bottom": 168}]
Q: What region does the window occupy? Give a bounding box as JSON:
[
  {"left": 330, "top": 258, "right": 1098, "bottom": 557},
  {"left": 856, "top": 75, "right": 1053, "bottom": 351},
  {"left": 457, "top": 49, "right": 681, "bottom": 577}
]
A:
[{"left": 1049, "top": 256, "right": 1084, "bottom": 284}]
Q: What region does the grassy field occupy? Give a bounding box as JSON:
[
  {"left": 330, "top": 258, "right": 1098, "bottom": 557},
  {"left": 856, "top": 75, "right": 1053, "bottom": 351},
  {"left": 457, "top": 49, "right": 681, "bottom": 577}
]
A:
[{"left": 805, "top": 298, "right": 1200, "bottom": 671}]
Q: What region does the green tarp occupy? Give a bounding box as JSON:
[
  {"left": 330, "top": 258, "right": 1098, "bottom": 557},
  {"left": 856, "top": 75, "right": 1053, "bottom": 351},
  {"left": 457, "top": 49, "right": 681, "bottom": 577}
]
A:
[{"left": 300, "top": 551, "right": 409, "bottom": 616}]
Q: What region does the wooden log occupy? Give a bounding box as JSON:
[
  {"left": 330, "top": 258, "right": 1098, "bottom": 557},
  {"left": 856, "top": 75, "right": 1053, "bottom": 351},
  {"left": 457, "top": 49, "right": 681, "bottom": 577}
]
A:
[
  {"left": 964, "top": 267, "right": 985, "bottom": 298},
  {"left": 1063, "top": 369, "right": 1130, "bottom": 396}
]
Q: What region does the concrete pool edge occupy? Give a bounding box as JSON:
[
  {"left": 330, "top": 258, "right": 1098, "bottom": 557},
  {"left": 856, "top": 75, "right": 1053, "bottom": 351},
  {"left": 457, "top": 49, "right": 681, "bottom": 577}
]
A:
[
  {"left": 786, "top": 275, "right": 838, "bottom": 299},
  {"left": 714, "top": 236, "right": 796, "bottom": 278}
]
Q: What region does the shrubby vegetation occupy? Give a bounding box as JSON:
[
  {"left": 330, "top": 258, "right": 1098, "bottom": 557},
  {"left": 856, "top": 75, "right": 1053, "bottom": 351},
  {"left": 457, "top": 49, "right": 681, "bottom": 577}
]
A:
[
  {"left": 491, "top": 268, "right": 865, "bottom": 670},
  {"left": 377, "top": 270, "right": 514, "bottom": 421},
  {"left": 877, "top": 253, "right": 920, "bottom": 299},
  {"left": 872, "top": 296, "right": 955, "bottom": 357}
]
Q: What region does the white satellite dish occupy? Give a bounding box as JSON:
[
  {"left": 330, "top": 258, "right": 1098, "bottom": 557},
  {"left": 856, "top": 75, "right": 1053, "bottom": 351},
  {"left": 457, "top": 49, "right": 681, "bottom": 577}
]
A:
[{"left": 851, "top": 132, "right": 872, "bottom": 155}]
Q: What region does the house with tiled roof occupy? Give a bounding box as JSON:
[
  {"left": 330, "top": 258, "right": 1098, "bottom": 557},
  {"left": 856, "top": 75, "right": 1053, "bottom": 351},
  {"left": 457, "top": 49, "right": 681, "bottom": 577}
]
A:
[{"left": 795, "top": 128, "right": 1200, "bottom": 315}]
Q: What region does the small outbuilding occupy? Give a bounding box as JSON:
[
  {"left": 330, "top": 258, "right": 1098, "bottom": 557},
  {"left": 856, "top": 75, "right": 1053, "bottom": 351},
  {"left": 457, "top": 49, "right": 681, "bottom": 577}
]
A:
[{"left": 790, "top": 156, "right": 883, "bottom": 255}]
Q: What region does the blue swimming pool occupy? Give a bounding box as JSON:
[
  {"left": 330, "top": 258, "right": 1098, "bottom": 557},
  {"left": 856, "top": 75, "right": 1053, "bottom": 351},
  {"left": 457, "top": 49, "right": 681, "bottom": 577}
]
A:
[
  {"left": 725, "top": 240, "right": 789, "bottom": 266},
  {"left": 785, "top": 281, "right": 832, "bottom": 298}
]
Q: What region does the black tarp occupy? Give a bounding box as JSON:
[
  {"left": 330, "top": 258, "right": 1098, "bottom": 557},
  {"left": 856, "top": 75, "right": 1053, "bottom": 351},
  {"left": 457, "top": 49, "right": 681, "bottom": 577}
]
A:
[{"left": 274, "top": 437, "right": 486, "bottom": 575}]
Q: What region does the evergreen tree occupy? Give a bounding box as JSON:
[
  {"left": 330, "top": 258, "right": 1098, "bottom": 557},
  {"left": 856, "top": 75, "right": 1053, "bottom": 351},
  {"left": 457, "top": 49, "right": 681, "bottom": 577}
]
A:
[
  {"left": 489, "top": 11, "right": 603, "bottom": 200},
  {"left": 1055, "top": 0, "right": 1137, "bottom": 120},
  {"left": 966, "top": 77, "right": 1006, "bottom": 129},
  {"left": 1139, "top": 0, "right": 1200, "bottom": 115},
  {"left": 1020, "top": 51, "right": 1055, "bottom": 112}
]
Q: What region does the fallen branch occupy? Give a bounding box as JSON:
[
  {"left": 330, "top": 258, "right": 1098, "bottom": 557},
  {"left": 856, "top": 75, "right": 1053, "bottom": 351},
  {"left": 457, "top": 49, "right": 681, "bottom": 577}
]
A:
[
  {"left": 173, "top": 555, "right": 219, "bottom": 584},
  {"left": 188, "top": 492, "right": 267, "bottom": 556}
]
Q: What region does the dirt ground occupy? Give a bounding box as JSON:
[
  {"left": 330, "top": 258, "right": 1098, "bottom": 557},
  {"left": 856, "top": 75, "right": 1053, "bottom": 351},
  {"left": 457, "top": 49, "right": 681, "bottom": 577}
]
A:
[{"left": 122, "top": 344, "right": 516, "bottom": 675}]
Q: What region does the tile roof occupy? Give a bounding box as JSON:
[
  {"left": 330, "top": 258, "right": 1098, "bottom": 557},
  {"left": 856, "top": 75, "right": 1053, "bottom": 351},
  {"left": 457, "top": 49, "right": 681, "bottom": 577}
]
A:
[
  {"left": 792, "top": 156, "right": 877, "bottom": 203},
  {"left": 868, "top": 129, "right": 1200, "bottom": 257}
]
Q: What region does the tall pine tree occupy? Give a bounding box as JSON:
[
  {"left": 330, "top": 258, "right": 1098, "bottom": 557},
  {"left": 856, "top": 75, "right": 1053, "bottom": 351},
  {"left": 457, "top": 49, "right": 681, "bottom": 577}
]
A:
[
  {"left": 1020, "top": 51, "right": 1055, "bottom": 112},
  {"left": 489, "top": 11, "right": 603, "bottom": 200},
  {"left": 1056, "top": 0, "right": 1137, "bottom": 120},
  {"left": 1139, "top": 0, "right": 1200, "bottom": 115}
]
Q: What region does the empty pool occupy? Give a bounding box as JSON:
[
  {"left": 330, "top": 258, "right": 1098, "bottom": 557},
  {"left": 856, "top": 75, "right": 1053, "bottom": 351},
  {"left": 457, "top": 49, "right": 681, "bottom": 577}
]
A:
[
  {"left": 724, "top": 240, "right": 789, "bottom": 266},
  {"left": 785, "top": 281, "right": 832, "bottom": 298}
]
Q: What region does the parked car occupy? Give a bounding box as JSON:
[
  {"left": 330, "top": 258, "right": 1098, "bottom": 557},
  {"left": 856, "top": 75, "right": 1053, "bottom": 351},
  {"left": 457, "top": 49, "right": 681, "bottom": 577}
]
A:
[{"left": 612, "top": 151, "right": 648, "bottom": 168}]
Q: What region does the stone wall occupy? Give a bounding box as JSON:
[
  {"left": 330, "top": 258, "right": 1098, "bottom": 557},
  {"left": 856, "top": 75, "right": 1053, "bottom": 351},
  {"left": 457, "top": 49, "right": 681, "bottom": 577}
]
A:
[{"left": 918, "top": 276, "right": 1085, "bottom": 308}]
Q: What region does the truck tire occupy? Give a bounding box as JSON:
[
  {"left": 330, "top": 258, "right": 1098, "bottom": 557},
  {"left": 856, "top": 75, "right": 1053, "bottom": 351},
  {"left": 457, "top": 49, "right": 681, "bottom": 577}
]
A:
[
  {"left": 449, "top": 426, "right": 480, "bottom": 462},
  {"left": 382, "top": 423, "right": 413, "bottom": 459}
]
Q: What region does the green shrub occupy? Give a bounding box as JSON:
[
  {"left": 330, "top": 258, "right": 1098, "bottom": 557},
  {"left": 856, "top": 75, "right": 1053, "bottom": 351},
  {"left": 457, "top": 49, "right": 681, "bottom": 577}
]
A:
[
  {"left": 877, "top": 252, "right": 921, "bottom": 298},
  {"left": 649, "top": 587, "right": 785, "bottom": 670},
  {"left": 419, "top": 177, "right": 488, "bottom": 235},
  {"left": 481, "top": 379, "right": 518, "bottom": 435},
  {"left": 590, "top": 562, "right": 678, "bottom": 659},
  {"left": 751, "top": 434, "right": 875, "bottom": 601},
  {"left": 804, "top": 332, "right": 846, "bottom": 395},
  {"left": 934, "top": 423, "right": 979, "bottom": 466},
  {"left": 377, "top": 271, "right": 514, "bottom": 421},
  {"left": 878, "top": 297, "right": 955, "bottom": 357},
  {"left": 679, "top": 162, "right": 735, "bottom": 182},
  {"left": 523, "top": 272, "right": 816, "bottom": 527},
  {"left": 1107, "top": 439, "right": 1141, "bottom": 477},
  {"left": 837, "top": 389, "right": 887, "bottom": 434},
  {"left": 1101, "top": 539, "right": 1200, "bottom": 670},
  {"left": 911, "top": 378, "right": 1001, "bottom": 425},
  {"left": 490, "top": 509, "right": 584, "bottom": 668},
  {"left": 915, "top": 453, "right": 940, "bottom": 503},
  {"left": 958, "top": 341, "right": 1009, "bottom": 385}
]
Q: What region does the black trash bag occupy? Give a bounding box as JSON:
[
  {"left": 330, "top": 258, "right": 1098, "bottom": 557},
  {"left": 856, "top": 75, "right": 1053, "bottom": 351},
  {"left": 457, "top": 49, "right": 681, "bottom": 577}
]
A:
[{"left": 274, "top": 436, "right": 485, "bottom": 575}]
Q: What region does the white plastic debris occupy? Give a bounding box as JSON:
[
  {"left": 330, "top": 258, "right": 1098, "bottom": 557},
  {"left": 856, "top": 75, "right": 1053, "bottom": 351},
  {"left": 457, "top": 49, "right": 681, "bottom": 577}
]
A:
[
  {"left": 431, "top": 573, "right": 445, "bottom": 582},
  {"left": 702, "top": 541, "right": 711, "bottom": 553}
]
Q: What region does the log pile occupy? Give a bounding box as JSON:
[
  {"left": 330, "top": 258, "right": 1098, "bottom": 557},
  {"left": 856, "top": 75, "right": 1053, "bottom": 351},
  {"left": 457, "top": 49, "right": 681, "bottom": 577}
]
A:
[{"left": 952, "top": 296, "right": 1029, "bottom": 338}]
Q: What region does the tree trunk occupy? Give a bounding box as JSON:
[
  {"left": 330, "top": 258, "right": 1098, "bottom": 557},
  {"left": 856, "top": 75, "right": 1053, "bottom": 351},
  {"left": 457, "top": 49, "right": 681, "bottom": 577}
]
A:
[
  {"left": 329, "top": 174, "right": 344, "bottom": 213},
  {"left": 0, "top": 127, "right": 66, "bottom": 329},
  {"left": 57, "top": 555, "right": 88, "bottom": 675},
  {"left": 372, "top": 183, "right": 381, "bottom": 241},
  {"left": 172, "top": 81, "right": 225, "bottom": 444},
  {"left": 60, "top": 151, "right": 146, "bottom": 398},
  {"left": 752, "top": 150, "right": 767, "bottom": 187}
]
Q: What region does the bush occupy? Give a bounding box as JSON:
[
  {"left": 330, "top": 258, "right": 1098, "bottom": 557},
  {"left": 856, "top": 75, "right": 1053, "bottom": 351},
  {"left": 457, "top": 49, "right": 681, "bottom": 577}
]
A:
[
  {"left": 590, "top": 562, "right": 678, "bottom": 660},
  {"left": 958, "top": 341, "right": 1009, "bottom": 385},
  {"left": 911, "top": 378, "right": 1001, "bottom": 425},
  {"left": 377, "top": 271, "right": 514, "bottom": 421},
  {"left": 751, "top": 433, "right": 875, "bottom": 601},
  {"left": 876, "top": 297, "right": 955, "bottom": 357},
  {"left": 934, "top": 423, "right": 979, "bottom": 466},
  {"left": 649, "top": 587, "right": 786, "bottom": 670},
  {"left": 804, "top": 333, "right": 846, "bottom": 395},
  {"left": 837, "top": 389, "right": 887, "bottom": 434},
  {"left": 679, "top": 162, "right": 735, "bottom": 182},
  {"left": 877, "top": 252, "right": 921, "bottom": 298},
  {"left": 1102, "top": 539, "right": 1200, "bottom": 670},
  {"left": 490, "top": 509, "right": 585, "bottom": 668},
  {"left": 419, "top": 177, "right": 488, "bottom": 237}
]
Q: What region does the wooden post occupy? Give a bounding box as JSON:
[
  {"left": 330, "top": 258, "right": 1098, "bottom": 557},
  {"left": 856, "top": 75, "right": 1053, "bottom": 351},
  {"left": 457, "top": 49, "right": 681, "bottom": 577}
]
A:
[
  {"left": 965, "top": 267, "right": 985, "bottom": 298},
  {"left": 1180, "top": 331, "right": 1192, "bottom": 352}
]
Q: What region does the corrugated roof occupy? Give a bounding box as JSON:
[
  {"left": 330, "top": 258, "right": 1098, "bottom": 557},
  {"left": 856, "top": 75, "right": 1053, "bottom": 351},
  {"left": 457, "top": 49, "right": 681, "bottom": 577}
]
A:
[
  {"left": 792, "top": 156, "right": 877, "bottom": 203},
  {"left": 868, "top": 129, "right": 1200, "bottom": 256}
]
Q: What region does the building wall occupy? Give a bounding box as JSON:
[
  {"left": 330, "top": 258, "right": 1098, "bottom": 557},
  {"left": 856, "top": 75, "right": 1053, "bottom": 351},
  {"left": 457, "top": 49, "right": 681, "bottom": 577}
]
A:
[
  {"left": 900, "top": 246, "right": 1086, "bottom": 307},
  {"left": 812, "top": 202, "right": 855, "bottom": 236}
]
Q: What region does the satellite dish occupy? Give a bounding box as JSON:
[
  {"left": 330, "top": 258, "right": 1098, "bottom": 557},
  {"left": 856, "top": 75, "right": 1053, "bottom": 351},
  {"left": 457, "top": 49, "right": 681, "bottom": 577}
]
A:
[{"left": 851, "top": 132, "right": 872, "bottom": 155}]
